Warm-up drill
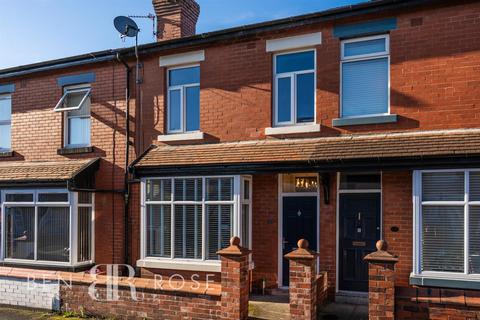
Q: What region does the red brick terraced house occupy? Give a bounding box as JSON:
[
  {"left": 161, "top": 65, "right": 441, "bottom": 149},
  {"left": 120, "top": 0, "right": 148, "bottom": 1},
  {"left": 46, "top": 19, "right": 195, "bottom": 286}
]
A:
[{"left": 0, "top": 0, "right": 480, "bottom": 318}]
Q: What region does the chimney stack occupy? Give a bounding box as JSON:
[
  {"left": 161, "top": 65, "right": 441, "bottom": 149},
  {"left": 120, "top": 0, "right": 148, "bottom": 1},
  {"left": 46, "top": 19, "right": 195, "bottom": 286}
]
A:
[{"left": 152, "top": 0, "right": 200, "bottom": 41}]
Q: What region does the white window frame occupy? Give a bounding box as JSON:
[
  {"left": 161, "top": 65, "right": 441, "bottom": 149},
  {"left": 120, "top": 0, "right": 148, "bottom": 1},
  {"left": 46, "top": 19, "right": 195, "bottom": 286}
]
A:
[
  {"left": 139, "top": 175, "right": 250, "bottom": 271},
  {"left": 54, "top": 86, "right": 91, "bottom": 112},
  {"left": 412, "top": 169, "right": 480, "bottom": 282},
  {"left": 0, "top": 94, "right": 12, "bottom": 152},
  {"left": 56, "top": 84, "right": 92, "bottom": 148},
  {"left": 0, "top": 189, "right": 94, "bottom": 267},
  {"left": 273, "top": 49, "right": 317, "bottom": 127},
  {"left": 167, "top": 64, "right": 201, "bottom": 134},
  {"left": 340, "top": 34, "right": 390, "bottom": 119}
]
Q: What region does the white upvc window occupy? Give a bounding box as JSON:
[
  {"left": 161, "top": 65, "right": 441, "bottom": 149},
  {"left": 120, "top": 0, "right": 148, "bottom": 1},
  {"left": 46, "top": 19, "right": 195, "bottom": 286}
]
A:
[
  {"left": 274, "top": 49, "right": 316, "bottom": 126},
  {"left": 54, "top": 84, "right": 91, "bottom": 148},
  {"left": 340, "top": 34, "right": 390, "bottom": 118},
  {"left": 0, "top": 95, "right": 12, "bottom": 152},
  {"left": 413, "top": 169, "right": 480, "bottom": 281},
  {"left": 0, "top": 189, "right": 94, "bottom": 267},
  {"left": 167, "top": 65, "right": 200, "bottom": 134},
  {"left": 140, "top": 175, "right": 251, "bottom": 270}
]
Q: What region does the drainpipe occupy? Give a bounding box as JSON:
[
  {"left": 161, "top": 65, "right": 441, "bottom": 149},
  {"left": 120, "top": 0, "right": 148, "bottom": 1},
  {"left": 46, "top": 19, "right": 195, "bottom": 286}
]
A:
[{"left": 116, "top": 52, "right": 131, "bottom": 268}]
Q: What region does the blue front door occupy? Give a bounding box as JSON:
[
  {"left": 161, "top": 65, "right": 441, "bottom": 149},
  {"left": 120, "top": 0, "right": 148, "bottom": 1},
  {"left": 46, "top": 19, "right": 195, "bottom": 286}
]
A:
[{"left": 282, "top": 196, "right": 317, "bottom": 287}]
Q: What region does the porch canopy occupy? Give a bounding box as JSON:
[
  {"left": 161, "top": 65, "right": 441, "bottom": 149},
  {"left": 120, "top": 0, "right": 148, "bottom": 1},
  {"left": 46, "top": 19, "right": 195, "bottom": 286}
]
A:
[
  {"left": 132, "top": 129, "right": 480, "bottom": 176},
  {"left": 0, "top": 158, "right": 100, "bottom": 189}
]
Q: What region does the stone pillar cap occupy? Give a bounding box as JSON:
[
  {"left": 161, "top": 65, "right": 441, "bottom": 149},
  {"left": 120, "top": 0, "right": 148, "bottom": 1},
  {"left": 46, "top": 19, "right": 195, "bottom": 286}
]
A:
[
  {"left": 284, "top": 239, "right": 318, "bottom": 260},
  {"left": 217, "top": 236, "right": 251, "bottom": 257},
  {"left": 364, "top": 240, "right": 399, "bottom": 263}
]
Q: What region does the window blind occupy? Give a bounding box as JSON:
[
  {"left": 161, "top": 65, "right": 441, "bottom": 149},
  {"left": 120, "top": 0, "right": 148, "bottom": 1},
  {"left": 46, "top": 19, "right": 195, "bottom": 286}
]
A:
[
  {"left": 422, "top": 206, "right": 464, "bottom": 273},
  {"left": 422, "top": 172, "right": 464, "bottom": 201},
  {"left": 341, "top": 58, "right": 388, "bottom": 117}
]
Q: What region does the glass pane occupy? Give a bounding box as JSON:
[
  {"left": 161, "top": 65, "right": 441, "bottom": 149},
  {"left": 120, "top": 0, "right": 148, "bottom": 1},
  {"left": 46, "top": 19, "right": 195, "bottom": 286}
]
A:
[
  {"left": 422, "top": 172, "right": 464, "bottom": 201},
  {"left": 78, "top": 207, "right": 92, "bottom": 262},
  {"left": 0, "top": 96, "right": 11, "bottom": 121},
  {"left": 5, "top": 207, "right": 35, "bottom": 260},
  {"left": 0, "top": 124, "right": 11, "bottom": 150},
  {"left": 146, "top": 204, "right": 171, "bottom": 258},
  {"left": 206, "top": 178, "right": 233, "bottom": 201},
  {"left": 277, "top": 77, "right": 291, "bottom": 123},
  {"left": 340, "top": 173, "right": 381, "bottom": 190},
  {"left": 296, "top": 72, "right": 315, "bottom": 123},
  {"left": 146, "top": 179, "right": 171, "bottom": 202},
  {"left": 68, "top": 117, "right": 90, "bottom": 146},
  {"left": 5, "top": 193, "right": 33, "bottom": 202},
  {"left": 243, "top": 179, "right": 250, "bottom": 201},
  {"left": 38, "top": 193, "right": 69, "bottom": 203},
  {"left": 470, "top": 172, "right": 480, "bottom": 201},
  {"left": 341, "top": 57, "right": 389, "bottom": 117},
  {"left": 66, "top": 91, "right": 90, "bottom": 117},
  {"left": 344, "top": 38, "right": 386, "bottom": 57},
  {"left": 78, "top": 192, "right": 93, "bottom": 204},
  {"left": 276, "top": 51, "right": 315, "bottom": 74},
  {"left": 206, "top": 204, "right": 232, "bottom": 260},
  {"left": 186, "top": 86, "right": 200, "bottom": 131},
  {"left": 169, "top": 67, "right": 200, "bottom": 86},
  {"left": 241, "top": 204, "right": 250, "bottom": 248},
  {"left": 469, "top": 206, "right": 480, "bottom": 274},
  {"left": 37, "top": 207, "right": 70, "bottom": 262},
  {"left": 168, "top": 89, "right": 181, "bottom": 132},
  {"left": 174, "top": 204, "right": 202, "bottom": 259},
  {"left": 174, "top": 178, "right": 202, "bottom": 201},
  {"left": 422, "top": 206, "right": 464, "bottom": 273}
]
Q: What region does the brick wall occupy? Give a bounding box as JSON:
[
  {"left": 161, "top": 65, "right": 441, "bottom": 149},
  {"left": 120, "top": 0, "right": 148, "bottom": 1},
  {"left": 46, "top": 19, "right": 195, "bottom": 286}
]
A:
[
  {"left": 61, "top": 283, "right": 221, "bottom": 320},
  {"left": 251, "top": 174, "right": 278, "bottom": 289},
  {"left": 136, "top": 1, "right": 480, "bottom": 146},
  {"left": 396, "top": 287, "right": 480, "bottom": 320},
  {"left": 382, "top": 171, "right": 413, "bottom": 287},
  {"left": 0, "top": 62, "right": 133, "bottom": 266},
  {"left": 0, "top": 277, "right": 60, "bottom": 311}
]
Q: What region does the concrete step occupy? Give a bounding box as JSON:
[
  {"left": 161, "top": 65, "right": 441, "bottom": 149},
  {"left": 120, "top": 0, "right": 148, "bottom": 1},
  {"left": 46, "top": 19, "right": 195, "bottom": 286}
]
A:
[
  {"left": 335, "top": 291, "right": 368, "bottom": 305},
  {"left": 249, "top": 294, "right": 290, "bottom": 320}
]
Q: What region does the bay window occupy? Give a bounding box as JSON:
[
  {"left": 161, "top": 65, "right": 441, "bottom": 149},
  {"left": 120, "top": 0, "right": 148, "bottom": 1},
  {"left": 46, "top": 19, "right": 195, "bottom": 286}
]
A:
[
  {"left": 141, "top": 176, "right": 251, "bottom": 270},
  {"left": 413, "top": 170, "right": 480, "bottom": 284},
  {"left": 0, "top": 189, "right": 94, "bottom": 266}
]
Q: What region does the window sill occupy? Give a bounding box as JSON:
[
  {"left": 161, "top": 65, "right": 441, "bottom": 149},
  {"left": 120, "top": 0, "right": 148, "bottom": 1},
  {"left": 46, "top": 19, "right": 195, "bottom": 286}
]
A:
[
  {"left": 0, "top": 151, "right": 13, "bottom": 158},
  {"left": 137, "top": 259, "right": 221, "bottom": 272},
  {"left": 57, "top": 146, "right": 94, "bottom": 155},
  {"left": 410, "top": 273, "right": 480, "bottom": 290},
  {"left": 157, "top": 131, "right": 204, "bottom": 142},
  {"left": 332, "top": 114, "right": 397, "bottom": 127},
  {"left": 265, "top": 124, "right": 320, "bottom": 135}
]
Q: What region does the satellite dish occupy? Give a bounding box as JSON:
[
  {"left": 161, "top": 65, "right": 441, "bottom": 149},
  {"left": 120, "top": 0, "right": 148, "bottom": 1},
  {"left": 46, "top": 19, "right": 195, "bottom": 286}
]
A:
[{"left": 114, "top": 16, "right": 139, "bottom": 38}]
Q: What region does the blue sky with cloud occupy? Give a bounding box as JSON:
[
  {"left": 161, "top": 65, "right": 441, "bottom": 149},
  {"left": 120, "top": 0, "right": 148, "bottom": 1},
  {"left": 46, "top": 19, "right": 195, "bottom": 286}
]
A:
[{"left": 0, "top": 0, "right": 362, "bottom": 69}]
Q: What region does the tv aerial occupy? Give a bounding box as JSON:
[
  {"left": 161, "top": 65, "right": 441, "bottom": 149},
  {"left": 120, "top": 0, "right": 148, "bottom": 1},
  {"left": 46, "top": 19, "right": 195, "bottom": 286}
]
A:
[{"left": 114, "top": 16, "right": 141, "bottom": 83}]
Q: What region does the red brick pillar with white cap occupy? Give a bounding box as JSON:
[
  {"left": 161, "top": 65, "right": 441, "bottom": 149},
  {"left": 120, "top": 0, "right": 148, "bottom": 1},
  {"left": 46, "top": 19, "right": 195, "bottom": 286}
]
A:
[
  {"left": 217, "top": 236, "right": 251, "bottom": 320},
  {"left": 364, "top": 240, "right": 399, "bottom": 320},
  {"left": 285, "top": 239, "right": 318, "bottom": 320}
]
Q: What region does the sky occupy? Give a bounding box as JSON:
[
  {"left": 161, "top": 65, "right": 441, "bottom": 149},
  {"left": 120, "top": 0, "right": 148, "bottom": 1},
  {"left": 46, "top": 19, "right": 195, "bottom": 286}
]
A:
[{"left": 0, "top": 0, "right": 364, "bottom": 69}]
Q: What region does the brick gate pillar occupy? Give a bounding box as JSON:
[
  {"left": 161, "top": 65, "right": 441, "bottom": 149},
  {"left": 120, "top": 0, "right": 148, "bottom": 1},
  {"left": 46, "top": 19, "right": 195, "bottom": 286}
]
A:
[
  {"left": 285, "top": 239, "right": 318, "bottom": 320},
  {"left": 217, "top": 236, "right": 251, "bottom": 320},
  {"left": 364, "top": 240, "right": 399, "bottom": 320}
]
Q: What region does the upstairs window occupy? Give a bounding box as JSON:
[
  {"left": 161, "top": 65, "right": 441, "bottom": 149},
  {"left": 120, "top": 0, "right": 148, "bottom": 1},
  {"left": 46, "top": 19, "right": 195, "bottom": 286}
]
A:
[
  {"left": 167, "top": 66, "right": 200, "bottom": 133},
  {"left": 0, "top": 95, "right": 11, "bottom": 151},
  {"left": 274, "top": 50, "right": 316, "bottom": 126},
  {"left": 54, "top": 85, "right": 91, "bottom": 148},
  {"left": 341, "top": 35, "right": 389, "bottom": 118}
]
